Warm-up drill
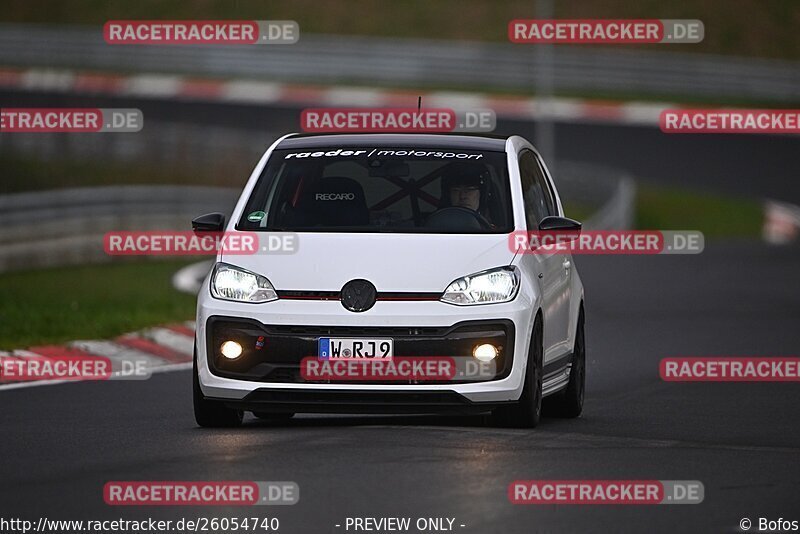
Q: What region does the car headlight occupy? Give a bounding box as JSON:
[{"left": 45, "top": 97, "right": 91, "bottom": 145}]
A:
[
  {"left": 441, "top": 267, "right": 519, "bottom": 305},
  {"left": 210, "top": 263, "right": 277, "bottom": 303}
]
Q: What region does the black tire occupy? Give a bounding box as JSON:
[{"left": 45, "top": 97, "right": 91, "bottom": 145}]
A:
[
  {"left": 193, "top": 353, "right": 243, "bottom": 428},
  {"left": 545, "top": 308, "right": 585, "bottom": 418},
  {"left": 492, "top": 315, "right": 543, "bottom": 428},
  {"left": 253, "top": 412, "right": 295, "bottom": 421}
]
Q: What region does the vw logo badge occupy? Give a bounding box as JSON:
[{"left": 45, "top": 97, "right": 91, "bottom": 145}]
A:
[{"left": 340, "top": 279, "right": 377, "bottom": 312}]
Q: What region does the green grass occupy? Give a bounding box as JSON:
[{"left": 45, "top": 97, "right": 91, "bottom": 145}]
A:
[
  {"left": 0, "top": 260, "right": 198, "bottom": 349},
  {"left": 2, "top": 0, "right": 798, "bottom": 60},
  {"left": 635, "top": 183, "right": 762, "bottom": 237},
  {"left": 560, "top": 203, "right": 594, "bottom": 224}
]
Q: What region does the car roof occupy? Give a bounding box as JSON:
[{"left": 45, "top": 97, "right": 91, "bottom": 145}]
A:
[{"left": 277, "top": 133, "right": 510, "bottom": 152}]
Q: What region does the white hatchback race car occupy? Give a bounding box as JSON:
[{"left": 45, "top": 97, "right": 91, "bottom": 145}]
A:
[{"left": 192, "top": 133, "right": 586, "bottom": 428}]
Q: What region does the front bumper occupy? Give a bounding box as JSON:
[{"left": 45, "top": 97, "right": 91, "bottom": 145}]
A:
[
  {"left": 221, "top": 389, "right": 511, "bottom": 415},
  {"left": 196, "top": 289, "right": 536, "bottom": 406},
  {"left": 206, "top": 316, "right": 515, "bottom": 384}
]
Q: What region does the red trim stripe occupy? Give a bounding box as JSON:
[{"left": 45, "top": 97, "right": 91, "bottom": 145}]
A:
[
  {"left": 277, "top": 293, "right": 440, "bottom": 301},
  {"left": 377, "top": 295, "right": 440, "bottom": 301}
]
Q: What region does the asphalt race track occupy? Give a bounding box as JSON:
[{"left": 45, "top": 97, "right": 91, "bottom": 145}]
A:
[{"left": 2, "top": 91, "right": 800, "bottom": 532}]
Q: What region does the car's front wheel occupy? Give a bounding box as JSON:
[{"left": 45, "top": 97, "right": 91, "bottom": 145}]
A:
[
  {"left": 492, "top": 315, "right": 543, "bottom": 428},
  {"left": 545, "top": 308, "right": 585, "bottom": 418},
  {"left": 193, "top": 352, "right": 243, "bottom": 428}
]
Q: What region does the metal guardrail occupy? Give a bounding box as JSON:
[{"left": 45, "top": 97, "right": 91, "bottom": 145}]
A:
[
  {"left": 1, "top": 24, "right": 799, "bottom": 102},
  {"left": 557, "top": 162, "right": 636, "bottom": 230},
  {"left": 0, "top": 186, "right": 239, "bottom": 272},
  {"left": 0, "top": 119, "right": 277, "bottom": 179}
]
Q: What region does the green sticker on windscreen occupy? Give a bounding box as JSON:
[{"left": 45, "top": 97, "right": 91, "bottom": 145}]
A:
[{"left": 247, "top": 211, "right": 266, "bottom": 222}]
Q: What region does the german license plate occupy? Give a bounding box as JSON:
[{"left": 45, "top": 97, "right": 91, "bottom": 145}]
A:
[{"left": 318, "top": 338, "right": 393, "bottom": 359}]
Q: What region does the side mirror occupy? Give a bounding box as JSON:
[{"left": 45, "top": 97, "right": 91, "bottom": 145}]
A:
[
  {"left": 192, "top": 212, "right": 226, "bottom": 233},
  {"left": 538, "top": 216, "right": 582, "bottom": 242},
  {"left": 538, "top": 216, "right": 582, "bottom": 232}
]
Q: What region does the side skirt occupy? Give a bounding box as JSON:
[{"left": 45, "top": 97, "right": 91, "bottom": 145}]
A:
[{"left": 542, "top": 352, "right": 573, "bottom": 397}]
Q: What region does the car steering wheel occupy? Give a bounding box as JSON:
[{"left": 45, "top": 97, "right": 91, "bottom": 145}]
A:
[{"left": 426, "top": 206, "right": 493, "bottom": 230}]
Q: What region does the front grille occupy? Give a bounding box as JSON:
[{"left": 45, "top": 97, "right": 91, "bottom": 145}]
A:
[
  {"left": 276, "top": 291, "right": 441, "bottom": 302},
  {"left": 267, "top": 325, "right": 451, "bottom": 337}
]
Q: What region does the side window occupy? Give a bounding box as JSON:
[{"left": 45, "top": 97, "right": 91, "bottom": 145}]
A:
[
  {"left": 519, "top": 150, "right": 556, "bottom": 229},
  {"left": 533, "top": 157, "right": 557, "bottom": 216}
]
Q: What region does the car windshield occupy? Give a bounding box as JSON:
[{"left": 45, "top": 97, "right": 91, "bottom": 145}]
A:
[{"left": 237, "top": 147, "right": 513, "bottom": 233}]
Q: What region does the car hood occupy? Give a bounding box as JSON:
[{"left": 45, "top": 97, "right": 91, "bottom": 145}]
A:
[{"left": 220, "top": 232, "right": 515, "bottom": 292}]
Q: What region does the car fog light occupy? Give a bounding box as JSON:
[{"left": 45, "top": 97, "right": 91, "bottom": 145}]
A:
[
  {"left": 220, "top": 340, "right": 243, "bottom": 359},
  {"left": 473, "top": 343, "right": 498, "bottom": 362}
]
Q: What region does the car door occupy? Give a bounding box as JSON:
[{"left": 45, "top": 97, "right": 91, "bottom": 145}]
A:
[
  {"left": 518, "top": 149, "right": 571, "bottom": 364},
  {"left": 533, "top": 153, "right": 573, "bottom": 353}
]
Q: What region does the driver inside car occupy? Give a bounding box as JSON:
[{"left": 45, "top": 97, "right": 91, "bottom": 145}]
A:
[
  {"left": 449, "top": 180, "right": 481, "bottom": 211},
  {"left": 439, "top": 163, "right": 496, "bottom": 227}
]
